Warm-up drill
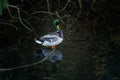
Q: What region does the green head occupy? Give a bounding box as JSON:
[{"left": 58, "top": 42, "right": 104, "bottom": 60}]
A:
[{"left": 52, "top": 19, "right": 60, "bottom": 30}]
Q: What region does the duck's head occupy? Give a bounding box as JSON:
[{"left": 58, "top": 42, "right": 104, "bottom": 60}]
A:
[{"left": 53, "top": 19, "right": 60, "bottom": 31}]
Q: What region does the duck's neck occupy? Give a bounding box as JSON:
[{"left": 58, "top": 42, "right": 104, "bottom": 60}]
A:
[{"left": 56, "top": 30, "right": 63, "bottom": 38}]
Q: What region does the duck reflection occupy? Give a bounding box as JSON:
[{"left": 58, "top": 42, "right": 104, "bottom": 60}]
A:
[
  {"left": 35, "top": 48, "right": 63, "bottom": 73},
  {"left": 35, "top": 48, "right": 63, "bottom": 63}
]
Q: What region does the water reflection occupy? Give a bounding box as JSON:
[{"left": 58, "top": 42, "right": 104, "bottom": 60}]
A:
[
  {"left": 0, "top": 48, "right": 63, "bottom": 80},
  {"left": 34, "top": 48, "right": 63, "bottom": 74},
  {"left": 35, "top": 48, "right": 63, "bottom": 63}
]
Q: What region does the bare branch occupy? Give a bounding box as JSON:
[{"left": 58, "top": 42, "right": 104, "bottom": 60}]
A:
[
  {"left": 60, "top": 0, "right": 77, "bottom": 12},
  {"left": 19, "top": 8, "right": 30, "bottom": 16},
  {"left": 0, "top": 22, "right": 18, "bottom": 31},
  {"left": 46, "top": 0, "right": 50, "bottom": 12},
  {"left": 31, "top": 11, "right": 55, "bottom": 16},
  {"left": 61, "top": 15, "right": 71, "bottom": 18},
  {"left": 60, "top": 1, "right": 69, "bottom": 12},
  {"left": 8, "top": 5, "right": 33, "bottom": 32},
  {"left": 77, "top": 0, "right": 82, "bottom": 17},
  {"left": 78, "top": 0, "right": 82, "bottom": 9},
  {"left": 55, "top": 11, "right": 65, "bottom": 24}
]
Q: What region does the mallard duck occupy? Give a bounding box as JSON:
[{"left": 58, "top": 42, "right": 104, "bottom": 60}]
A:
[{"left": 35, "top": 19, "right": 63, "bottom": 49}]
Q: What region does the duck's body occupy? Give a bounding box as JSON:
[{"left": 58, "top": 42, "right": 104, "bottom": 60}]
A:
[
  {"left": 35, "top": 30, "right": 63, "bottom": 47},
  {"left": 35, "top": 19, "right": 63, "bottom": 48}
]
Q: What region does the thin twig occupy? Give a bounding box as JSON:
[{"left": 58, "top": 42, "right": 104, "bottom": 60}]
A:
[
  {"left": 60, "top": 1, "right": 69, "bottom": 12},
  {"left": 31, "top": 11, "right": 55, "bottom": 16},
  {"left": 77, "top": 0, "right": 82, "bottom": 17},
  {"left": 7, "top": 7, "right": 12, "bottom": 17},
  {"left": 60, "top": 0, "right": 76, "bottom": 12},
  {"left": 21, "top": 18, "right": 33, "bottom": 30},
  {"left": 55, "top": 11, "right": 65, "bottom": 24},
  {"left": 0, "top": 22, "right": 18, "bottom": 31},
  {"left": 61, "top": 15, "right": 71, "bottom": 18},
  {"left": 46, "top": 0, "right": 50, "bottom": 12},
  {"left": 19, "top": 8, "right": 30, "bottom": 16},
  {"left": 78, "top": 0, "right": 82, "bottom": 9},
  {"left": 8, "top": 7, "right": 32, "bottom": 29},
  {"left": 0, "top": 49, "right": 55, "bottom": 71},
  {"left": 8, "top": 5, "right": 32, "bottom": 32}
]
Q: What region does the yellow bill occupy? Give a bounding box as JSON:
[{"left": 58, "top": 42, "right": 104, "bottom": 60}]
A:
[{"left": 57, "top": 25, "right": 60, "bottom": 30}]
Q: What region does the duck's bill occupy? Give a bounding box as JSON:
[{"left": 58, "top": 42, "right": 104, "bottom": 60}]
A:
[{"left": 57, "top": 25, "right": 60, "bottom": 30}]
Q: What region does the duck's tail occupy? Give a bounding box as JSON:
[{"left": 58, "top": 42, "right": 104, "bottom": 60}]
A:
[{"left": 35, "top": 38, "right": 43, "bottom": 44}]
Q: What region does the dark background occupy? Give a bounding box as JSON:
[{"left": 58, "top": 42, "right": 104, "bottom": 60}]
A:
[{"left": 0, "top": 0, "right": 120, "bottom": 80}]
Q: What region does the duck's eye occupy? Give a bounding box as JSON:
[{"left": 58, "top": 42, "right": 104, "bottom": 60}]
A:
[{"left": 56, "top": 22, "right": 60, "bottom": 25}]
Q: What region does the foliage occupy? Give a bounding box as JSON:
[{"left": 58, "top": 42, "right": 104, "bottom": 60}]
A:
[{"left": 0, "top": 0, "right": 9, "bottom": 15}]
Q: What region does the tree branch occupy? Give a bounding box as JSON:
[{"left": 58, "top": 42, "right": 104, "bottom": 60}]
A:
[
  {"left": 46, "top": 0, "right": 50, "bottom": 12},
  {"left": 8, "top": 5, "right": 33, "bottom": 32},
  {"left": 0, "top": 22, "right": 18, "bottom": 31},
  {"left": 55, "top": 11, "right": 65, "bottom": 24},
  {"left": 31, "top": 11, "right": 55, "bottom": 16},
  {"left": 60, "top": 1, "right": 69, "bottom": 12}
]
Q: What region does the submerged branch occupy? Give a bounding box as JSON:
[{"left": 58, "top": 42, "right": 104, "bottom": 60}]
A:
[{"left": 0, "top": 49, "right": 55, "bottom": 71}]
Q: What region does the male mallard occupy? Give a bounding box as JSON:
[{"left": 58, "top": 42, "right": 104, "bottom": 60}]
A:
[{"left": 35, "top": 19, "right": 63, "bottom": 49}]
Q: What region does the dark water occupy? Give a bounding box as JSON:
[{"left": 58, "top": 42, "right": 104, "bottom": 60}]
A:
[
  {"left": 0, "top": 29, "right": 120, "bottom": 80},
  {"left": 0, "top": 37, "right": 92, "bottom": 80}
]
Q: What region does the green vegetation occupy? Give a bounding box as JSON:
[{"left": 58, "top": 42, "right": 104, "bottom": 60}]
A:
[{"left": 0, "top": 0, "right": 9, "bottom": 15}]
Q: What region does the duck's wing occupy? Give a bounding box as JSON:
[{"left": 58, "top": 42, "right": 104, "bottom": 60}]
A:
[
  {"left": 41, "top": 35, "right": 58, "bottom": 42},
  {"left": 35, "top": 31, "right": 59, "bottom": 44},
  {"left": 42, "top": 34, "right": 63, "bottom": 46}
]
